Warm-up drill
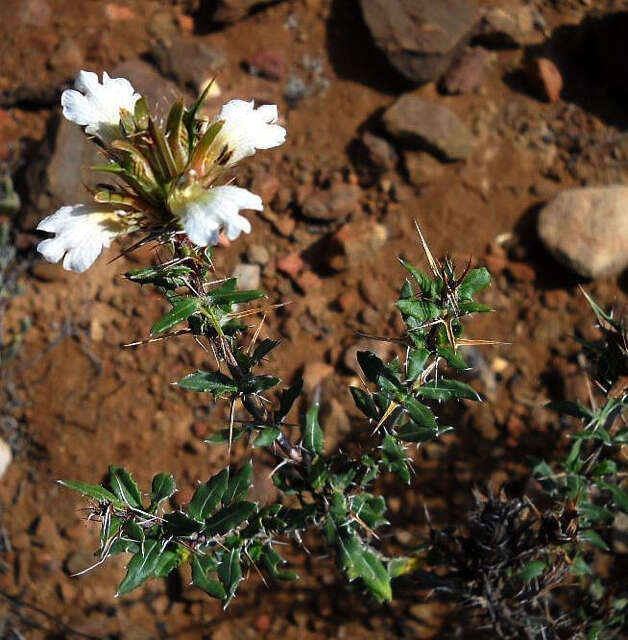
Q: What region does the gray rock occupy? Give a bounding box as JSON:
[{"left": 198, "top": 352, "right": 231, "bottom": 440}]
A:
[
  {"left": 361, "top": 132, "right": 398, "bottom": 172},
  {"left": 360, "top": 0, "right": 479, "bottom": 84},
  {"left": 233, "top": 263, "right": 261, "bottom": 290},
  {"left": 247, "top": 244, "right": 270, "bottom": 266},
  {"left": 442, "top": 46, "right": 491, "bottom": 95},
  {"left": 151, "top": 37, "right": 226, "bottom": 93},
  {"left": 478, "top": 3, "right": 545, "bottom": 47},
  {"left": 302, "top": 183, "right": 361, "bottom": 222},
  {"left": 0, "top": 438, "right": 11, "bottom": 479},
  {"left": 538, "top": 186, "right": 628, "bottom": 279},
  {"left": 383, "top": 94, "right": 475, "bottom": 160},
  {"left": 404, "top": 151, "right": 444, "bottom": 186}
]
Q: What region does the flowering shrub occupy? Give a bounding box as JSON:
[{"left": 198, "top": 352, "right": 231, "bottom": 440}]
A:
[{"left": 35, "top": 71, "right": 626, "bottom": 635}]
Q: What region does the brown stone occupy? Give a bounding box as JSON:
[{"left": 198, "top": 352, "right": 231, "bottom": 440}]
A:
[
  {"left": 526, "top": 57, "right": 562, "bottom": 104},
  {"left": 383, "top": 94, "right": 475, "bottom": 160},
  {"left": 360, "top": 0, "right": 479, "bottom": 84}
]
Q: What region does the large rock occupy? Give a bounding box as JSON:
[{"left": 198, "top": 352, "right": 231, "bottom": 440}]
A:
[
  {"left": 383, "top": 94, "right": 475, "bottom": 160},
  {"left": 151, "top": 37, "right": 225, "bottom": 93},
  {"left": 0, "top": 437, "right": 11, "bottom": 479},
  {"left": 360, "top": 0, "right": 479, "bottom": 84},
  {"left": 538, "top": 186, "right": 628, "bottom": 279}
]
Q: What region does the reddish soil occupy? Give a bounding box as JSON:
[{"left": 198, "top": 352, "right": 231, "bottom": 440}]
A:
[{"left": 0, "top": 0, "right": 627, "bottom": 638}]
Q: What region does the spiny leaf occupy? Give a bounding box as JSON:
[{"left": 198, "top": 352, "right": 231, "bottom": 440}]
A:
[
  {"left": 416, "top": 379, "right": 479, "bottom": 402},
  {"left": 205, "top": 501, "right": 257, "bottom": 536},
  {"left": 109, "top": 466, "right": 143, "bottom": 509},
  {"left": 58, "top": 480, "right": 123, "bottom": 507},
  {"left": 350, "top": 386, "right": 379, "bottom": 421},
  {"left": 164, "top": 511, "right": 205, "bottom": 536},
  {"left": 191, "top": 554, "right": 226, "bottom": 599},
  {"left": 304, "top": 405, "right": 324, "bottom": 456},
  {"left": 151, "top": 297, "right": 201, "bottom": 335},
  {"left": 178, "top": 370, "right": 238, "bottom": 396},
  {"left": 396, "top": 298, "right": 441, "bottom": 324},
  {"left": 254, "top": 427, "right": 281, "bottom": 447},
  {"left": 150, "top": 473, "right": 176, "bottom": 511},
  {"left": 217, "top": 547, "right": 243, "bottom": 607},
  {"left": 117, "top": 540, "right": 178, "bottom": 595},
  {"left": 188, "top": 468, "right": 229, "bottom": 522},
  {"left": 338, "top": 535, "right": 392, "bottom": 602},
  {"left": 223, "top": 462, "right": 252, "bottom": 505},
  {"left": 458, "top": 267, "right": 490, "bottom": 300},
  {"left": 276, "top": 379, "right": 303, "bottom": 421}
]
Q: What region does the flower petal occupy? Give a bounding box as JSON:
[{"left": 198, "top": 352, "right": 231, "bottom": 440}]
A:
[
  {"left": 36, "top": 204, "right": 130, "bottom": 272},
  {"left": 173, "top": 186, "right": 262, "bottom": 247},
  {"left": 212, "top": 99, "right": 286, "bottom": 167},
  {"left": 61, "top": 70, "right": 141, "bottom": 143}
]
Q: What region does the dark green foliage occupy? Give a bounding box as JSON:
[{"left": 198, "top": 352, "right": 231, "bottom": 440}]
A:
[{"left": 63, "top": 238, "right": 494, "bottom": 608}]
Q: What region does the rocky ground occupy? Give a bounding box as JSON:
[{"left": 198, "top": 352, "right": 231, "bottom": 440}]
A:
[{"left": 0, "top": 0, "right": 627, "bottom": 638}]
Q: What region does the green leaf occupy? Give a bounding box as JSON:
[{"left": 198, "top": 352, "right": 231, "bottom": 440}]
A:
[
  {"left": 350, "top": 386, "right": 379, "bottom": 420},
  {"left": 547, "top": 401, "right": 593, "bottom": 421},
  {"left": 437, "top": 345, "right": 468, "bottom": 370},
  {"left": 578, "top": 502, "right": 614, "bottom": 524},
  {"left": 458, "top": 267, "right": 490, "bottom": 300},
  {"left": 205, "top": 501, "right": 257, "bottom": 536},
  {"left": 58, "top": 480, "right": 123, "bottom": 507},
  {"left": 178, "top": 371, "right": 238, "bottom": 396},
  {"left": 406, "top": 348, "right": 430, "bottom": 381},
  {"left": 164, "top": 511, "right": 205, "bottom": 536},
  {"left": 572, "top": 556, "right": 594, "bottom": 577},
  {"left": 122, "top": 521, "right": 145, "bottom": 544},
  {"left": 150, "top": 473, "right": 176, "bottom": 510},
  {"left": 517, "top": 559, "right": 546, "bottom": 582},
  {"left": 276, "top": 379, "right": 303, "bottom": 421},
  {"left": 397, "top": 421, "right": 437, "bottom": 443},
  {"left": 339, "top": 535, "right": 392, "bottom": 602},
  {"left": 262, "top": 546, "right": 297, "bottom": 581},
  {"left": 614, "top": 428, "right": 628, "bottom": 444},
  {"left": 188, "top": 468, "right": 229, "bottom": 522},
  {"left": 402, "top": 397, "right": 437, "bottom": 429},
  {"left": 597, "top": 482, "right": 628, "bottom": 513},
  {"left": 304, "top": 405, "right": 324, "bottom": 455},
  {"left": 580, "top": 529, "right": 610, "bottom": 551},
  {"left": 250, "top": 339, "right": 280, "bottom": 365},
  {"left": 396, "top": 299, "right": 441, "bottom": 324},
  {"left": 108, "top": 466, "right": 143, "bottom": 509},
  {"left": 208, "top": 286, "right": 265, "bottom": 306},
  {"left": 458, "top": 300, "right": 492, "bottom": 314},
  {"left": 381, "top": 434, "right": 410, "bottom": 484},
  {"left": 217, "top": 547, "right": 243, "bottom": 606},
  {"left": 117, "top": 540, "right": 169, "bottom": 595},
  {"left": 399, "top": 260, "right": 438, "bottom": 298},
  {"left": 191, "top": 554, "right": 226, "bottom": 599},
  {"left": 223, "top": 462, "right": 252, "bottom": 505},
  {"left": 356, "top": 351, "right": 385, "bottom": 384},
  {"left": 240, "top": 374, "right": 281, "bottom": 393},
  {"left": 417, "top": 379, "right": 479, "bottom": 402},
  {"left": 150, "top": 297, "right": 201, "bottom": 335},
  {"left": 254, "top": 427, "right": 281, "bottom": 447}
]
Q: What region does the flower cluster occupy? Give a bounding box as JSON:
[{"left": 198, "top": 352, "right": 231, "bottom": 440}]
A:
[{"left": 37, "top": 70, "right": 286, "bottom": 272}]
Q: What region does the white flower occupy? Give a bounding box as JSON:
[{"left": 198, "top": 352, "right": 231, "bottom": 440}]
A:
[
  {"left": 211, "top": 99, "right": 286, "bottom": 168},
  {"left": 61, "top": 70, "right": 141, "bottom": 143},
  {"left": 170, "top": 185, "right": 263, "bottom": 247},
  {"left": 37, "top": 205, "right": 132, "bottom": 272}
]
